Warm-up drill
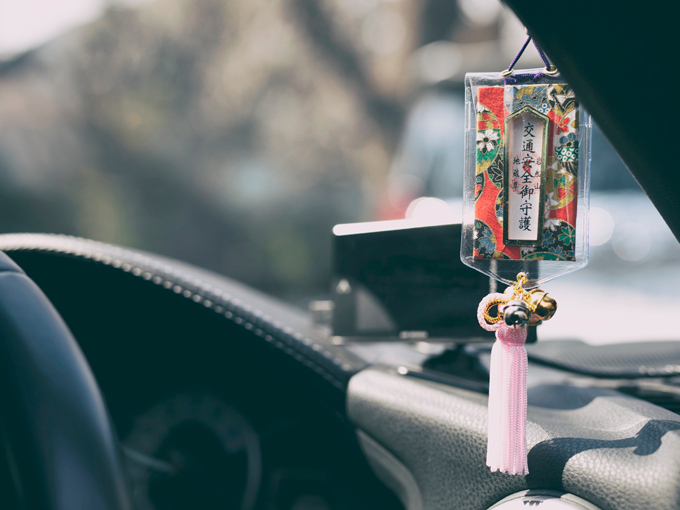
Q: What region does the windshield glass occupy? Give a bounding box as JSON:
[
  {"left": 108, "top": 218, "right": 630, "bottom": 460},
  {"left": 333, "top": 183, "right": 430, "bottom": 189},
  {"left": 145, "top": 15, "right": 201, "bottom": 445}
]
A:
[{"left": 0, "top": 0, "right": 673, "bottom": 344}]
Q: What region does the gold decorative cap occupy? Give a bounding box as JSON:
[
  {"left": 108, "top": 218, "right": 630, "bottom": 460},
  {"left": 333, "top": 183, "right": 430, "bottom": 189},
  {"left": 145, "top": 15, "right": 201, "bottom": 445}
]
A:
[{"left": 527, "top": 289, "right": 557, "bottom": 322}]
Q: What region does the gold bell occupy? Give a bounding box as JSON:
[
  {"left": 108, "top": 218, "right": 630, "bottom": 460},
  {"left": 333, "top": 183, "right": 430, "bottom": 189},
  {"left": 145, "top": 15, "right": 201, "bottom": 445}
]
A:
[{"left": 526, "top": 289, "right": 557, "bottom": 322}]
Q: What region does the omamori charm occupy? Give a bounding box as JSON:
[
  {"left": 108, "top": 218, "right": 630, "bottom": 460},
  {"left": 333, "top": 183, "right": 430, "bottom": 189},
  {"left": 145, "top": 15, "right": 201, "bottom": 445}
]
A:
[
  {"left": 478, "top": 273, "right": 557, "bottom": 475},
  {"left": 461, "top": 54, "right": 592, "bottom": 288},
  {"left": 473, "top": 82, "right": 580, "bottom": 261},
  {"left": 463, "top": 38, "right": 581, "bottom": 475}
]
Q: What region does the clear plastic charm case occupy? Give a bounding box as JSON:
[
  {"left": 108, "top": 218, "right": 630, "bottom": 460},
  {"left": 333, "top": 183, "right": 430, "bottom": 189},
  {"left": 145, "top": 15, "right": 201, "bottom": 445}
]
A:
[{"left": 461, "top": 70, "right": 592, "bottom": 287}]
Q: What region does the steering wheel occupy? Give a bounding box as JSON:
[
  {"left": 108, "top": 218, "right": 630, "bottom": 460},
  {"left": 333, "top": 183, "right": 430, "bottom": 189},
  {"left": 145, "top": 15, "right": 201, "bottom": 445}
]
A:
[{"left": 0, "top": 251, "right": 132, "bottom": 509}]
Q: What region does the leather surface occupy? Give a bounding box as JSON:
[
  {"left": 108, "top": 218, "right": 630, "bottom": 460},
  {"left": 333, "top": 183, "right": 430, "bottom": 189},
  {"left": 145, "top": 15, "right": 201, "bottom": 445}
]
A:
[
  {"left": 0, "top": 234, "right": 367, "bottom": 410},
  {"left": 348, "top": 367, "right": 680, "bottom": 510},
  {"left": 0, "top": 251, "right": 132, "bottom": 509},
  {"left": 502, "top": 1, "right": 679, "bottom": 240}
]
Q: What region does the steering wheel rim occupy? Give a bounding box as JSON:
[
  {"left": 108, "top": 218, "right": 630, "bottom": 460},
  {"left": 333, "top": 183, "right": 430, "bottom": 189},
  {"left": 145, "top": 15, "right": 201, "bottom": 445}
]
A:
[{"left": 0, "top": 251, "right": 132, "bottom": 509}]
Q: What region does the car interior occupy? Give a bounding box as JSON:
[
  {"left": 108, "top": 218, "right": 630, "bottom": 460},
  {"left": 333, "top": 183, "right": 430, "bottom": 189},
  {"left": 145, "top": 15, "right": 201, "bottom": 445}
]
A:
[{"left": 0, "top": 1, "right": 677, "bottom": 510}]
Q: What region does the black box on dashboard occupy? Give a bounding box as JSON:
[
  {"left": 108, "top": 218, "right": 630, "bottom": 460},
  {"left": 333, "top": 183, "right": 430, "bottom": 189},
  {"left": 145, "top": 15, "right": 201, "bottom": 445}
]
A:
[{"left": 331, "top": 220, "right": 495, "bottom": 340}]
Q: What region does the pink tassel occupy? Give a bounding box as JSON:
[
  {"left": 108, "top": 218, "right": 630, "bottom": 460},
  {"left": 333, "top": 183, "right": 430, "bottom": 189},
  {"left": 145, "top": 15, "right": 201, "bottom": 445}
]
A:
[{"left": 478, "top": 293, "right": 529, "bottom": 476}]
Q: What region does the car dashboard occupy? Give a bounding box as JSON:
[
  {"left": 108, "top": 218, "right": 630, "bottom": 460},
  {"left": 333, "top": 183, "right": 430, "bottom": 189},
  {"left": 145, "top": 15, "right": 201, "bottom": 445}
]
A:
[{"left": 3, "top": 233, "right": 680, "bottom": 510}]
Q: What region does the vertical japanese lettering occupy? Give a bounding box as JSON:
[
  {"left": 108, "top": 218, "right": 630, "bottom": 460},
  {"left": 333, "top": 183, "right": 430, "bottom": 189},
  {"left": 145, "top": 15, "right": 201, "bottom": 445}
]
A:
[{"left": 504, "top": 107, "right": 548, "bottom": 245}]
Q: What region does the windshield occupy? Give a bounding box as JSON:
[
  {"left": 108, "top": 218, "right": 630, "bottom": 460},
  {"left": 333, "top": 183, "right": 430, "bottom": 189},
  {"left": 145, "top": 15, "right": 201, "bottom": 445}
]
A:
[{"left": 0, "top": 0, "right": 673, "bottom": 344}]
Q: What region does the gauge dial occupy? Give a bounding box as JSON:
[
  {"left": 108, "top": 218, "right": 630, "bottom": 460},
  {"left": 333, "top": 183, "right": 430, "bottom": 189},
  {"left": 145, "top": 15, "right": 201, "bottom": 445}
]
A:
[{"left": 123, "top": 391, "right": 261, "bottom": 510}]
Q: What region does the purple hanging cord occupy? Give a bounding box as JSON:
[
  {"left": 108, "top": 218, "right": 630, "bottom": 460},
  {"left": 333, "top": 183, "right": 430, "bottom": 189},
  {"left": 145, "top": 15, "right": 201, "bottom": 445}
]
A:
[{"left": 503, "top": 35, "right": 557, "bottom": 84}]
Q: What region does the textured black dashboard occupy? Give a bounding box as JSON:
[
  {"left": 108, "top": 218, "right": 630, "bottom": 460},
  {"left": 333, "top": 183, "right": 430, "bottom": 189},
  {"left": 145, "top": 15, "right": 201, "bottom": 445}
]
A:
[
  {"left": 5, "top": 234, "right": 680, "bottom": 510},
  {"left": 348, "top": 367, "right": 680, "bottom": 510}
]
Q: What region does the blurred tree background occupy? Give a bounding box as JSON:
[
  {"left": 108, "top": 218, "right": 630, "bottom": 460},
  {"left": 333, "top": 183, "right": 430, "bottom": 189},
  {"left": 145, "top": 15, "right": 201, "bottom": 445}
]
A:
[{"left": 0, "top": 0, "right": 537, "bottom": 303}]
